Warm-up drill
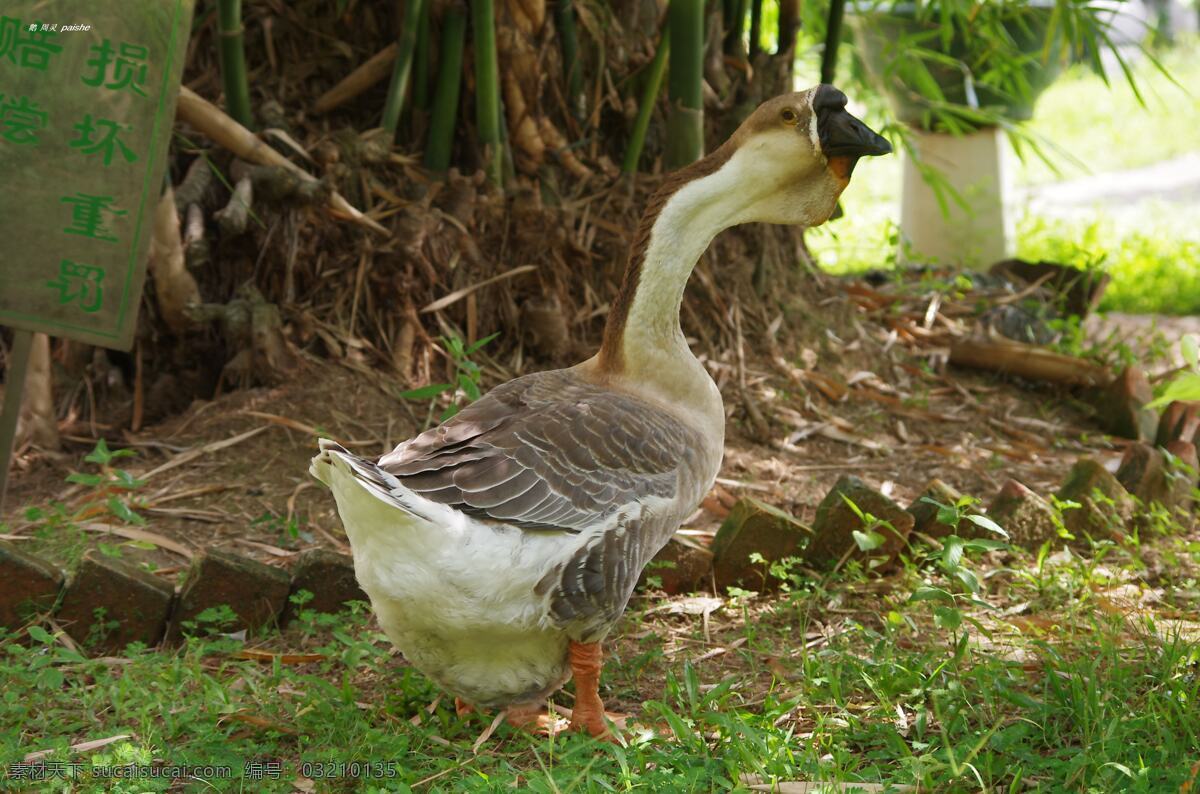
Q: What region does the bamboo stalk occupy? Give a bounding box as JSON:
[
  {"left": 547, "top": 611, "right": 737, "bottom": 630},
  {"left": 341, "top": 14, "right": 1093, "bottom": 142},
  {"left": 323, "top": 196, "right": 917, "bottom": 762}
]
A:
[
  {"left": 414, "top": 0, "right": 432, "bottom": 112},
  {"left": 622, "top": 28, "right": 670, "bottom": 174},
  {"left": 722, "top": 0, "right": 738, "bottom": 53},
  {"left": 666, "top": 0, "right": 704, "bottom": 169},
  {"left": 749, "top": 0, "right": 762, "bottom": 58},
  {"left": 425, "top": 1, "right": 468, "bottom": 173},
  {"left": 217, "top": 0, "right": 253, "bottom": 128},
  {"left": 382, "top": 0, "right": 427, "bottom": 138},
  {"left": 723, "top": 0, "right": 748, "bottom": 55},
  {"left": 472, "top": 0, "right": 504, "bottom": 186},
  {"left": 820, "top": 0, "right": 847, "bottom": 85},
  {"left": 555, "top": 0, "right": 584, "bottom": 119},
  {"left": 734, "top": 0, "right": 750, "bottom": 55},
  {"left": 777, "top": 0, "right": 799, "bottom": 58}
]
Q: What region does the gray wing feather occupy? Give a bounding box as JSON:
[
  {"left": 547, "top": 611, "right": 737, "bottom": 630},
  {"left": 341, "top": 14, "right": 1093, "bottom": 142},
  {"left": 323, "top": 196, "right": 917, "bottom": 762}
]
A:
[
  {"left": 377, "top": 369, "right": 708, "bottom": 639},
  {"left": 379, "top": 369, "right": 701, "bottom": 534},
  {"left": 534, "top": 514, "right": 665, "bottom": 641}
]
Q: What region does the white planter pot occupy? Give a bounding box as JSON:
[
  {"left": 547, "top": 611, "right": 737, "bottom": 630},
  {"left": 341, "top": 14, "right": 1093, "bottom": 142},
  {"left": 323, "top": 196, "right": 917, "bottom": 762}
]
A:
[{"left": 900, "top": 126, "right": 1012, "bottom": 269}]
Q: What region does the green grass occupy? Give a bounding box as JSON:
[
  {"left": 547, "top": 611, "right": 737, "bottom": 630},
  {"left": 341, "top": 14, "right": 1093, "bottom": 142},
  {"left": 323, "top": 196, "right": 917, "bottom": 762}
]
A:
[
  {"left": 808, "top": 40, "right": 1200, "bottom": 315},
  {"left": 3, "top": 417, "right": 1199, "bottom": 792},
  {"left": 4, "top": 524, "right": 1200, "bottom": 791}
]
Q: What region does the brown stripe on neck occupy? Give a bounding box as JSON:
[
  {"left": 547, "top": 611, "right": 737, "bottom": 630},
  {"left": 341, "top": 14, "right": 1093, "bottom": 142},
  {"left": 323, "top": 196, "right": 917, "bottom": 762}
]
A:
[{"left": 597, "top": 142, "right": 736, "bottom": 373}]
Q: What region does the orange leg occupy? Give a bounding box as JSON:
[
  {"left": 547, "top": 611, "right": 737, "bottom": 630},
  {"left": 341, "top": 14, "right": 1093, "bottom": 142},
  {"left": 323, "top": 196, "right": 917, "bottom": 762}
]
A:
[
  {"left": 568, "top": 641, "right": 615, "bottom": 740},
  {"left": 455, "top": 697, "right": 474, "bottom": 718}
]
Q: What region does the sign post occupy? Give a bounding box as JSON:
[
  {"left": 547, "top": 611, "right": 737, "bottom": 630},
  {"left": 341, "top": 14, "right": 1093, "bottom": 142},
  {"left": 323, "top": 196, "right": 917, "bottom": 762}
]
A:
[
  {"left": 0, "top": 1, "right": 195, "bottom": 509},
  {"left": 0, "top": 330, "right": 33, "bottom": 508}
]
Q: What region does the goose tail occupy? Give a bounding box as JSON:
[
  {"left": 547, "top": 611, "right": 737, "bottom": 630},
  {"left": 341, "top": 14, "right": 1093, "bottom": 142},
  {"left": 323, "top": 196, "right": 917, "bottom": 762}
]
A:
[{"left": 310, "top": 439, "right": 440, "bottom": 524}]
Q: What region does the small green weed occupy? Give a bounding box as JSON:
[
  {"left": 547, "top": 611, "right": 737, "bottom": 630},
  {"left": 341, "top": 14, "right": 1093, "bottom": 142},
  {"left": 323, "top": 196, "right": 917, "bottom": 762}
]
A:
[
  {"left": 399, "top": 332, "right": 499, "bottom": 424},
  {"left": 250, "top": 511, "right": 311, "bottom": 548},
  {"left": 65, "top": 439, "right": 147, "bottom": 527},
  {"left": 18, "top": 440, "right": 152, "bottom": 568},
  {"left": 1151, "top": 333, "right": 1200, "bottom": 407}
]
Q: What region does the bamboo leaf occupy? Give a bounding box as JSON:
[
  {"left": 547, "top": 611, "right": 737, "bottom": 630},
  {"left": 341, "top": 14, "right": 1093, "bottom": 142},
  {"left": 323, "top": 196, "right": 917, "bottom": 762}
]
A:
[
  {"left": 954, "top": 567, "right": 980, "bottom": 594},
  {"left": 1182, "top": 334, "right": 1199, "bottom": 371},
  {"left": 27, "top": 625, "right": 54, "bottom": 644},
  {"left": 852, "top": 529, "right": 886, "bottom": 552},
  {"left": 457, "top": 373, "right": 481, "bottom": 401},
  {"left": 1148, "top": 374, "right": 1200, "bottom": 409},
  {"left": 399, "top": 383, "right": 454, "bottom": 401},
  {"left": 465, "top": 331, "right": 501, "bottom": 355},
  {"left": 910, "top": 586, "right": 955, "bottom": 604},
  {"left": 555, "top": 0, "right": 585, "bottom": 118},
  {"left": 942, "top": 537, "right": 964, "bottom": 571},
  {"left": 934, "top": 605, "right": 962, "bottom": 630},
  {"left": 107, "top": 496, "right": 146, "bottom": 526},
  {"left": 66, "top": 472, "right": 104, "bottom": 487}
]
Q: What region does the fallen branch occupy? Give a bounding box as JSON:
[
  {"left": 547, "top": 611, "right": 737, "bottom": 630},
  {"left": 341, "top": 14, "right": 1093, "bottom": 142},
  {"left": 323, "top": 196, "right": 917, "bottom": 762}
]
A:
[
  {"left": 233, "top": 649, "right": 325, "bottom": 664},
  {"left": 239, "top": 410, "right": 376, "bottom": 447},
  {"left": 78, "top": 523, "right": 195, "bottom": 559},
  {"left": 141, "top": 425, "right": 271, "bottom": 480},
  {"left": 419, "top": 264, "right": 537, "bottom": 314},
  {"left": 949, "top": 336, "right": 1110, "bottom": 388}
]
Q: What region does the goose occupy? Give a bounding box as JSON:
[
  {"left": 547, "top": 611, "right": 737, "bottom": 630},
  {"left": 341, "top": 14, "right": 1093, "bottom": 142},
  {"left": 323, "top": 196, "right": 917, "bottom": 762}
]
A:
[{"left": 310, "top": 85, "right": 890, "bottom": 739}]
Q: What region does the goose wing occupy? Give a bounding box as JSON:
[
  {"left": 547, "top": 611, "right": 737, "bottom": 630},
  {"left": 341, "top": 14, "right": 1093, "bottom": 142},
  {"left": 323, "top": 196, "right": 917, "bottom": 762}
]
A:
[{"left": 379, "top": 369, "right": 704, "bottom": 533}]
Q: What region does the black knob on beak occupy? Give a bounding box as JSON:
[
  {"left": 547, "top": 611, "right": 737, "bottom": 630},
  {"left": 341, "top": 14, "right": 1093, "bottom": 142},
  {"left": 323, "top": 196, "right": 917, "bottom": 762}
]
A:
[{"left": 814, "top": 84, "right": 892, "bottom": 158}]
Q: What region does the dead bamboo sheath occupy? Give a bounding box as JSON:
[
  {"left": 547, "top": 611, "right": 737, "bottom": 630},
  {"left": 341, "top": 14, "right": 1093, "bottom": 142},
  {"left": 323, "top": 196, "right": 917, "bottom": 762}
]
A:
[
  {"left": 176, "top": 86, "right": 388, "bottom": 236},
  {"left": 313, "top": 43, "right": 399, "bottom": 113},
  {"left": 949, "top": 337, "right": 1110, "bottom": 387}
]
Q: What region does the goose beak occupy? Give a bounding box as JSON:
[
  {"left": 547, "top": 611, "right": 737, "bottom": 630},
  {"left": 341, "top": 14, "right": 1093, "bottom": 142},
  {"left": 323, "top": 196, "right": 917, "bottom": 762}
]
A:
[{"left": 814, "top": 84, "right": 892, "bottom": 159}]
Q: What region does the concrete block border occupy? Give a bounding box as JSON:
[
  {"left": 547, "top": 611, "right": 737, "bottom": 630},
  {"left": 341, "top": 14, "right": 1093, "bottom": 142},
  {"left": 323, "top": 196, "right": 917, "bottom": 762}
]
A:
[{"left": 0, "top": 542, "right": 366, "bottom": 654}]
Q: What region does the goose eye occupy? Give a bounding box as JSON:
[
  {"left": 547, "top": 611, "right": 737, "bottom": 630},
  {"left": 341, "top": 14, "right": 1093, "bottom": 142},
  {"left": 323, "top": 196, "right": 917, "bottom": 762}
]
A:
[{"left": 781, "top": 108, "right": 797, "bottom": 124}]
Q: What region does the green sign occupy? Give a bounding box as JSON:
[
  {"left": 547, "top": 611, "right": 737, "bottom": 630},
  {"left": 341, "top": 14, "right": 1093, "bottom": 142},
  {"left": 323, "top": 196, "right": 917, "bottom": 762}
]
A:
[{"left": 0, "top": 1, "right": 194, "bottom": 350}]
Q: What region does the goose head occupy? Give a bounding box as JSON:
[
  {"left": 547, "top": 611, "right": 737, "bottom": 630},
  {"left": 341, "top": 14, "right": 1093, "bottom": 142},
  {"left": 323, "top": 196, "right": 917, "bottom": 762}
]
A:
[
  {"left": 595, "top": 85, "right": 890, "bottom": 379},
  {"left": 711, "top": 84, "right": 892, "bottom": 228}
]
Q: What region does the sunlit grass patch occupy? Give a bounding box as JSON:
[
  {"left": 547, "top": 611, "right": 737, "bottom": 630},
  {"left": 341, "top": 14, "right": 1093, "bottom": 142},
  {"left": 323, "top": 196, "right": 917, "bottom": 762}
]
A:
[{"left": 1017, "top": 211, "right": 1200, "bottom": 316}]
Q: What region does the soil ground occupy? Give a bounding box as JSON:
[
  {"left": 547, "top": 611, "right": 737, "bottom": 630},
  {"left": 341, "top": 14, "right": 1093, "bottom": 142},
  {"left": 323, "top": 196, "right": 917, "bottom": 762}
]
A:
[{"left": 2, "top": 290, "right": 1187, "bottom": 582}]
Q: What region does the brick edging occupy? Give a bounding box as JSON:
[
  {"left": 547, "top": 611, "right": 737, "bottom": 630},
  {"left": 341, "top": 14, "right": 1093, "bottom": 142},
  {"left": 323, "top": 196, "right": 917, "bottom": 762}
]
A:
[{"left": 0, "top": 542, "right": 365, "bottom": 655}]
